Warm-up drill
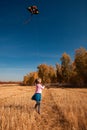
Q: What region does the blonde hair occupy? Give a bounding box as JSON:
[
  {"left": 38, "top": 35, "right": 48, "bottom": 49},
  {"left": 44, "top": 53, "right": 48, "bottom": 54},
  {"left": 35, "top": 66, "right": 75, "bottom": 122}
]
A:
[{"left": 35, "top": 78, "right": 41, "bottom": 84}]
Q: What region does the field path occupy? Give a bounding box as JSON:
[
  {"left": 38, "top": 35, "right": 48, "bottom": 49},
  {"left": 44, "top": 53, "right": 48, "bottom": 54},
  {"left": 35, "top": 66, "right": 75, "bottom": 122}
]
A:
[{"left": 32, "top": 88, "right": 70, "bottom": 130}]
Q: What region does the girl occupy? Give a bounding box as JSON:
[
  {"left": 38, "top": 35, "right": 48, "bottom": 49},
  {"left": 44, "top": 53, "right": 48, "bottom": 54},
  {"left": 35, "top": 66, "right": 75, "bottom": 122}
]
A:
[{"left": 31, "top": 78, "right": 45, "bottom": 114}]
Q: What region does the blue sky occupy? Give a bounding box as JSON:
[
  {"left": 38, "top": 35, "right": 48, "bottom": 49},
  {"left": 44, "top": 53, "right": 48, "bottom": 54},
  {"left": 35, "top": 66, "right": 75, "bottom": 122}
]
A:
[{"left": 0, "top": 0, "right": 87, "bottom": 81}]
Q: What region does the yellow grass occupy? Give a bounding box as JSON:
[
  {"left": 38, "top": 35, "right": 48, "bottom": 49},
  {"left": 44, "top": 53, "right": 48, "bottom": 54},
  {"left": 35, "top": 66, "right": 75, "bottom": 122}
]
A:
[{"left": 0, "top": 85, "right": 87, "bottom": 130}]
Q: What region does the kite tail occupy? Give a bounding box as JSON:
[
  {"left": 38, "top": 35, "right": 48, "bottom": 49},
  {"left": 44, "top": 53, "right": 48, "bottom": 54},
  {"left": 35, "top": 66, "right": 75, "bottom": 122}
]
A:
[{"left": 24, "top": 14, "right": 33, "bottom": 24}]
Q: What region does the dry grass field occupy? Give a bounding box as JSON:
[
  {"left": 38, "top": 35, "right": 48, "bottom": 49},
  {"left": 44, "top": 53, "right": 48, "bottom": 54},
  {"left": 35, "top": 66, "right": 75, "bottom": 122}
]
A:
[{"left": 0, "top": 84, "right": 87, "bottom": 130}]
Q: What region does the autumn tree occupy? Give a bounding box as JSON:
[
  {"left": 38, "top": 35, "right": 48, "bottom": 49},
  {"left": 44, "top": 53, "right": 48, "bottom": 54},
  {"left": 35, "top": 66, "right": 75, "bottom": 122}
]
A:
[
  {"left": 37, "top": 64, "right": 56, "bottom": 84},
  {"left": 69, "top": 62, "right": 80, "bottom": 85},
  {"left": 74, "top": 47, "right": 87, "bottom": 84},
  {"left": 22, "top": 47, "right": 87, "bottom": 87},
  {"left": 23, "top": 72, "right": 38, "bottom": 85},
  {"left": 48, "top": 65, "right": 57, "bottom": 83},
  {"left": 60, "top": 53, "right": 72, "bottom": 83},
  {"left": 23, "top": 75, "right": 29, "bottom": 85},
  {"left": 56, "top": 63, "right": 62, "bottom": 83}
]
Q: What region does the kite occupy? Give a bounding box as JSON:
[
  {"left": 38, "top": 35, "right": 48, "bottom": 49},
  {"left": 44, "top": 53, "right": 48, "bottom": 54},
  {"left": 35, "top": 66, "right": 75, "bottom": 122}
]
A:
[
  {"left": 24, "top": 5, "right": 39, "bottom": 24},
  {"left": 27, "top": 5, "right": 39, "bottom": 14}
]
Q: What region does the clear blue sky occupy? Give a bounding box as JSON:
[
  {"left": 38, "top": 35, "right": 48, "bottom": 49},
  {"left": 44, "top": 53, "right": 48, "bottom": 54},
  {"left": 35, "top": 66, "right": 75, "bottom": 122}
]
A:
[{"left": 0, "top": 0, "right": 87, "bottom": 81}]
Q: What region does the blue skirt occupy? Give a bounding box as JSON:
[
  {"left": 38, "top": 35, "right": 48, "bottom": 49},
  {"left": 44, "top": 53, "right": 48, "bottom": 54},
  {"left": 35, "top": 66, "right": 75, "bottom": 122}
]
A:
[{"left": 31, "top": 93, "right": 41, "bottom": 101}]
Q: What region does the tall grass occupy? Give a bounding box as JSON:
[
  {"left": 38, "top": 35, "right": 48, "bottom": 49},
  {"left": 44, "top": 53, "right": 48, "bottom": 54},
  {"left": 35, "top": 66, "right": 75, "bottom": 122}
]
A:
[
  {"left": 0, "top": 86, "right": 35, "bottom": 130},
  {"left": 51, "top": 88, "right": 87, "bottom": 130},
  {"left": 0, "top": 85, "right": 87, "bottom": 130}
]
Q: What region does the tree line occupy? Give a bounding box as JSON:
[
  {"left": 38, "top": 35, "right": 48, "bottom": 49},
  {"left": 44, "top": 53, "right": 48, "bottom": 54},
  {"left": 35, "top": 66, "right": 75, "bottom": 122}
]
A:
[{"left": 23, "top": 47, "right": 87, "bottom": 87}]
